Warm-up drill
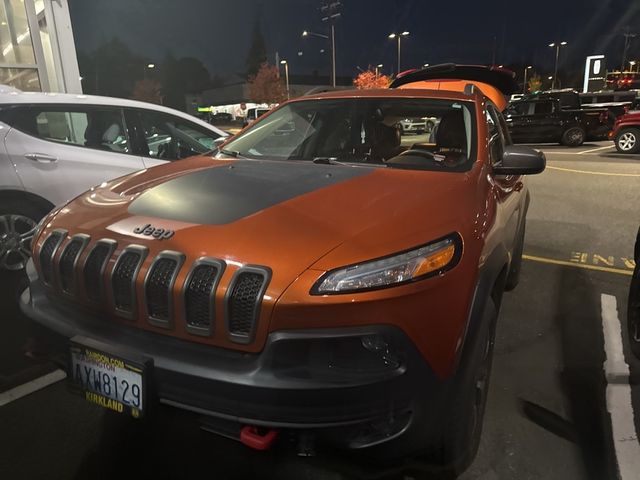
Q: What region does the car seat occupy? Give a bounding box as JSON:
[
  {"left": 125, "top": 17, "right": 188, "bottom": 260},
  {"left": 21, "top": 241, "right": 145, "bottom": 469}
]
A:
[{"left": 435, "top": 111, "right": 467, "bottom": 166}]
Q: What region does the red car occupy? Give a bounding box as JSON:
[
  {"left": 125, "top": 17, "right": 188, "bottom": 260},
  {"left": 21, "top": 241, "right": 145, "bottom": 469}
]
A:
[{"left": 610, "top": 110, "right": 640, "bottom": 153}]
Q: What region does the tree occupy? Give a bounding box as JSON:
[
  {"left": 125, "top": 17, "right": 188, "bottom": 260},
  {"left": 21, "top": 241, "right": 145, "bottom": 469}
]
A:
[
  {"left": 354, "top": 69, "right": 392, "bottom": 89},
  {"left": 247, "top": 63, "right": 287, "bottom": 104},
  {"left": 528, "top": 73, "right": 543, "bottom": 93},
  {"left": 160, "top": 54, "right": 211, "bottom": 111},
  {"left": 131, "top": 79, "right": 163, "bottom": 104},
  {"left": 245, "top": 13, "right": 267, "bottom": 78},
  {"left": 90, "top": 38, "right": 149, "bottom": 98}
]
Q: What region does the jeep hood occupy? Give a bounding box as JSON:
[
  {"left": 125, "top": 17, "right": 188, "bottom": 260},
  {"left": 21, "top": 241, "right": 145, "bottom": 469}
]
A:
[{"left": 47, "top": 156, "right": 478, "bottom": 291}]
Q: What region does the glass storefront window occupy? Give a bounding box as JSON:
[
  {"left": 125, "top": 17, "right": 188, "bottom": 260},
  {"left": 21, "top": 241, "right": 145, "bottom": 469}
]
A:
[
  {"left": 0, "top": 0, "right": 36, "bottom": 65},
  {"left": 0, "top": 66, "right": 40, "bottom": 90}
]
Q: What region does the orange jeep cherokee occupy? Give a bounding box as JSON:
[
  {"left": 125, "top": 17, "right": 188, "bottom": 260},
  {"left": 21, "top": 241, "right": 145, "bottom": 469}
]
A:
[{"left": 21, "top": 65, "right": 545, "bottom": 473}]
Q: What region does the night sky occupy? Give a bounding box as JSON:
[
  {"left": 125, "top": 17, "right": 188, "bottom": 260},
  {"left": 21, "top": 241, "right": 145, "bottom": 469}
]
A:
[{"left": 69, "top": 0, "right": 640, "bottom": 80}]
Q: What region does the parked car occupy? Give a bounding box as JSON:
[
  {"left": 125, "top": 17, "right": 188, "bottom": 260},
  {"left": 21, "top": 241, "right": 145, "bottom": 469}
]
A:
[
  {"left": 242, "top": 107, "right": 270, "bottom": 127},
  {"left": 504, "top": 97, "right": 609, "bottom": 146},
  {"left": 209, "top": 112, "right": 234, "bottom": 125},
  {"left": 399, "top": 116, "right": 437, "bottom": 134},
  {"left": 628, "top": 227, "right": 640, "bottom": 359},
  {"left": 0, "top": 92, "right": 227, "bottom": 272},
  {"left": 609, "top": 110, "right": 640, "bottom": 153},
  {"left": 21, "top": 65, "right": 545, "bottom": 476}
]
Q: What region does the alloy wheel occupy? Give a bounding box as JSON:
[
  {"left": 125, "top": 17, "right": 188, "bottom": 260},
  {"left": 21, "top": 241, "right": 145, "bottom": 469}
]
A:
[
  {"left": 0, "top": 214, "right": 37, "bottom": 271},
  {"left": 618, "top": 132, "right": 637, "bottom": 151}
]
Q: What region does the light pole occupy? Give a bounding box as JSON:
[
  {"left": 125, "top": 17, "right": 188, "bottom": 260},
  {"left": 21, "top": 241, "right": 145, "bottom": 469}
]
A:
[
  {"left": 388, "top": 31, "right": 409, "bottom": 74},
  {"left": 523, "top": 65, "right": 532, "bottom": 94},
  {"left": 423, "top": 63, "right": 429, "bottom": 68},
  {"left": 630, "top": 60, "right": 637, "bottom": 73},
  {"left": 375, "top": 63, "right": 383, "bottom": 75},
  {"left": 302, "top": 29, "right": 335, "bottom": 87},
  {"left": 548, "top": 41, "right": 567, "bottom": 90},
  {"left": 280, "top": 60, "right": 290, "bottom": 99}
]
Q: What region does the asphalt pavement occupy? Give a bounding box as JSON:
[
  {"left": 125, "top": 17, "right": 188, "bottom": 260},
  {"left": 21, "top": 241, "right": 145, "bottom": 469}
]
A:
[{"left": 1, "top": 140, "right": 639, "bottom": 480}]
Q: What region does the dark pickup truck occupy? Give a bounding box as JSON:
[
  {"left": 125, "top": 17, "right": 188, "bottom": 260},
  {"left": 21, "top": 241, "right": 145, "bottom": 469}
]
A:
[{"left": 504, "top": 96, "right": 609, "bottom": 146}]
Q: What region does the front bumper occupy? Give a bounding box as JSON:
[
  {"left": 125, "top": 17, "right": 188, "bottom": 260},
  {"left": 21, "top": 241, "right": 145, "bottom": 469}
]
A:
[{"left": 20, "top": 275, "right": 448, "bottom": 450}]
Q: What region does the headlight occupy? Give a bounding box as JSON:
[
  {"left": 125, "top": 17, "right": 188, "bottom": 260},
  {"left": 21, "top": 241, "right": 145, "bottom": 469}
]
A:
[{"left": 312, "top": 233, "right": 462, "bottom": 294}]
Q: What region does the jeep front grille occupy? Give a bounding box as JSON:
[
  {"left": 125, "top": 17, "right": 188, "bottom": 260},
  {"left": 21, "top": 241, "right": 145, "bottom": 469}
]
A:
[
  {"left": 111, "top": 246, "right": 147, "bottom": 318},
  {"left": 58, "top": 235, "right": 89, "bottom": 294},
  {"left": 83, "top": 240, "right": 116, "bottom": 303},
  {"left": 184, "top": 259, "right": 225, "bottom": 336},
  {"left": 226, "top": 267, "right": 270, "bottom": 343},
  {"left": 144, "top": 251, "right": 184, "bottom": 327},
  {"left": 39, "top": 230, "right": 66, "bottom": 286}
]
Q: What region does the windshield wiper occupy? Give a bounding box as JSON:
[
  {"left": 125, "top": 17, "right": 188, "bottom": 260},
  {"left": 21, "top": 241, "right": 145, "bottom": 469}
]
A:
[
  {"left": 312, "top": 157, "right": 359, "bottom": 166},
  {"left": 219, "top": 148, "right": 245, "bottom": 158}
]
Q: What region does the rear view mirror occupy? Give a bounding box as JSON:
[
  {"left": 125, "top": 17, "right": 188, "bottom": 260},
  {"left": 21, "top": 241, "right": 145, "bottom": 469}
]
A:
[{"left": 493, "top": 145, "right": 546, "bottom": 175}]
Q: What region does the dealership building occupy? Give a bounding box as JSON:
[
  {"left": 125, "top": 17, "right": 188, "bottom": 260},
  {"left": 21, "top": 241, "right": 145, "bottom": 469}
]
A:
[{"left": 0, "top": 0, "right": 80, "bottom": 93}]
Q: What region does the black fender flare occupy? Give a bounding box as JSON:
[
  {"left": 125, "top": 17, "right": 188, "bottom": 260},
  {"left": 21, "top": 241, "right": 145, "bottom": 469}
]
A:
[{"left": 453, "top": 244, "right": 509, "bottom": 376}]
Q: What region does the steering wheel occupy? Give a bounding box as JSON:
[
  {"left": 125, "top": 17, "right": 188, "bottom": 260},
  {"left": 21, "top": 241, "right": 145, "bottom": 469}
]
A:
[{"left": 388, "top": 148, "right": 444, "bottom": 166}]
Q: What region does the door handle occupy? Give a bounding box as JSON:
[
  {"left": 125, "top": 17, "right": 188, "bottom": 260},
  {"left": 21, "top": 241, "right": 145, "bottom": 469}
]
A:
[{"left": 25, "top": 153, "right": 58, "bottom": 163}]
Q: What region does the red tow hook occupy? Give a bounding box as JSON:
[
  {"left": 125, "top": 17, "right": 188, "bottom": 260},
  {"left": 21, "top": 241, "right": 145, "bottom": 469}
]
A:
[{"left": 240, "top": 426, "right": 279, "bottom": 451}]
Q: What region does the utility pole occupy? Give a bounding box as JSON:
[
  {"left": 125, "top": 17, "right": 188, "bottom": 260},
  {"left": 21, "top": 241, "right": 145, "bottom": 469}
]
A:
[
  {"left": 622, "top": 29, "right": 638, "bottom": 71},
  {"left": 320, "top": 1, "right": 341, "bottom": 87}
]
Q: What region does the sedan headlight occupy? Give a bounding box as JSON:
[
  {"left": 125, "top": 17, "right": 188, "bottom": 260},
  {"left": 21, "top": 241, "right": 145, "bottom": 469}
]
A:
[{"left": 312, "top": 233, "right": 462, "bottom": 294}]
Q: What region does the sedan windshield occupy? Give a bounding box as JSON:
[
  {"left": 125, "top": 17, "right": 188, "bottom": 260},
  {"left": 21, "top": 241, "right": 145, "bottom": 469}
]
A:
[{"left": 219, "top": 98, "right": 476, "bottom": 172}]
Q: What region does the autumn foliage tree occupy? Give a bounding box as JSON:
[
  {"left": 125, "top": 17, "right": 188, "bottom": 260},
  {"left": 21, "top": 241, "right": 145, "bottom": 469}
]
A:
[
  {"left": 130, "top": 78, "right": 163, "bottom": 104},
  {"left": 354, "top": 69, "right": 392, "bottom": 89},
  {"left": 247, "top": 63, "right": 287, "bottom": 104}
]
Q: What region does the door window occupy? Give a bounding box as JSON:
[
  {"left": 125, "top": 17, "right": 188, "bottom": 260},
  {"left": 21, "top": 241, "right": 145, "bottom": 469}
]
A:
[
  {"left": 506, "top": 102, "right": 533, "bottom": 116},
  {"left": 533, "top": 102, "right": 554, "bottom": 115},
  {"left": 137, "top": 111, "right": 221, "bottom": 161},
  {"left": 8, "top": 106, "right": 130, "bottom": 153},
  {"left": 487, "top": 106, "right": 506, "bottom": 166}
]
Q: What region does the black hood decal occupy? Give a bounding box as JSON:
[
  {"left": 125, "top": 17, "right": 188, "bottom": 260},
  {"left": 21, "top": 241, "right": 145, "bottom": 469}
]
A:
[{"left": 128, "top": 161, "right": 372, "bottom": 225}]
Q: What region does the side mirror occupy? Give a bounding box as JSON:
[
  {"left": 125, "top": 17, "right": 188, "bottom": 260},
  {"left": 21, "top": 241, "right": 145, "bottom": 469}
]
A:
[{"left": 493, "top": 145, "right": 546, "bottom": 175}]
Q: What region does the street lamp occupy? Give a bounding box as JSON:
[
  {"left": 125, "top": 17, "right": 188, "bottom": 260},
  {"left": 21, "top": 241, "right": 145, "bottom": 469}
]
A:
[
  {"left": 144, "top": 63, "right": 155, "bottom": 79},
  {"left": 302, "top": 29, "right": 335, "bottom": 87},
  {"left": 423, "top": 63, "right": 429, "bottom": 68},
  {"left": 280, "top": 60, "right": 290, "bottom": 99},
  {"left": 388, "top": 31, "right": 410, "bottom": 74},
  {"left": 523, "top": 65, "right": 533, "bottom": 94},
  {"left": 630, "top": 60, "right": 637, "bottom": 73},
  {"left": 375, "top": 63, "right": 383, "bottom": 75},
  {"left": 548, "top": 41, "right": 567, "bottom": 89}
]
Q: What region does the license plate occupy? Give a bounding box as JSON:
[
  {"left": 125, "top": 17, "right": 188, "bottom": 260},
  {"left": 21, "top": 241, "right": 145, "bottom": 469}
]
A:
[{"left": 68, "top": 338, "right": 149, "bottom": 418}]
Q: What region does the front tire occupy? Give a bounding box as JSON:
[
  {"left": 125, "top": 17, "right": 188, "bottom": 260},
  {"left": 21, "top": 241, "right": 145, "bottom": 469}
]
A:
[
  {"left": 560, "top": 126, "right": 586, "bottom": 147},
  {"left": 421, "top": 298, "right": 498, "bottom": 476},
  {"left": 0, "top": 199, "right": 50, "bottom": 272},
  {"left": 615, "top": 127, "right": 640, "bottom": 154}
]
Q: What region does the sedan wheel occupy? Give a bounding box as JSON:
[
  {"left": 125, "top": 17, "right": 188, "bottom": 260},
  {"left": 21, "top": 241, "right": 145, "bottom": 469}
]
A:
[
  {"left": 616, "top": 128, "right": 640, "bottom": 154},
  {"left": 0, "top": 214, "right": 37, "bottom": 271}
]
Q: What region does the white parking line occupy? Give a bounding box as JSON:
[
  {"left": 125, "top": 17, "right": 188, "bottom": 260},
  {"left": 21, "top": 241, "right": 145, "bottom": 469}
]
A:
[
  {"left": 0, "top": 369, "right": 66, "bottom": 407},
  {"left": 601, "top": 293, "right": 640, "bottom": 480},
  {"left": 578, "top": 145, "right": 615, "bottom": 155}
]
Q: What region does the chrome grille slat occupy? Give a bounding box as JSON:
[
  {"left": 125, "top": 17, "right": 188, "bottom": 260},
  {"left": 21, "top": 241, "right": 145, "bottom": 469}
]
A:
[
  {"left": 225, "top": 266, "right": 270, "bottom": 344},
  {"left": 39, "top": 229, "right": 67, "bottom": 287},
  {"left": 111, "top": 245, "right": 147, "bottom": 319},
  {"left": 184, "top": 258, "right": 225, "bottom": 336},
  {"left": 144, "top": 251, "right": 184, "bottom": 328},
  {"left": 58, "top": 234, "right": 89, "bottom": 294}
]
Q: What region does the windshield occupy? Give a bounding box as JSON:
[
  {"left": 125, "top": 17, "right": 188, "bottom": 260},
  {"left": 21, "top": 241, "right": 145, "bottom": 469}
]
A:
[{"left": 220, "top": 98, "right": 476, "bottom": 171}]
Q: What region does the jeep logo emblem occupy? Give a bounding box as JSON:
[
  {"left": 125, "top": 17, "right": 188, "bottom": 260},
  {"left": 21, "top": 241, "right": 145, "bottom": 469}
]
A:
[{"left": 133, "top": 224, "right": 175, "bottom": 240}]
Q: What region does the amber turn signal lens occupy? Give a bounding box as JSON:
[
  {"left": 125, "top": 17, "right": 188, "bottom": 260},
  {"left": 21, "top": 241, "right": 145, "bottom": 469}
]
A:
[{"left": 413, "top": 244, "right": 456, "bottom": 277}]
